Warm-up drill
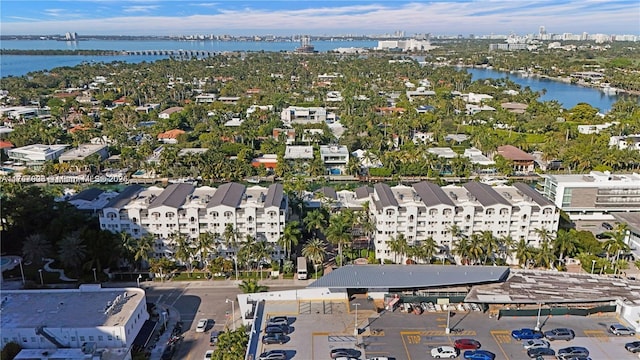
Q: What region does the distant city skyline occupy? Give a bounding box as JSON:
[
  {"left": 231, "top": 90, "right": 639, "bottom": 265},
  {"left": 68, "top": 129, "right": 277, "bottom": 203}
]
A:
[{"left": 1, "top": 0, "right": 638, "bottom": 36}]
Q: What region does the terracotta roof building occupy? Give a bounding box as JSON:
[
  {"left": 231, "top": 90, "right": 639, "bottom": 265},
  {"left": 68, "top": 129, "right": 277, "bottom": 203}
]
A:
[{"left": 497, "top": 145, "right": 535, "bottom": 174}]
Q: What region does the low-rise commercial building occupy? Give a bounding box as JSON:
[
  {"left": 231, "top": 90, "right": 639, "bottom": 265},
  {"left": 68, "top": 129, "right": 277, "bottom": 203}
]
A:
[
  {"left": 58, "top": 144, "right": 109, "bottom": 163},
  {"left": 1, "top": 285, "right": 148, "bottom": 360}
]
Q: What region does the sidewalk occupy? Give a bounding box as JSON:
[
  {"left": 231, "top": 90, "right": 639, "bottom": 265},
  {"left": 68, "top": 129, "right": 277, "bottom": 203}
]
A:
[{"left": 148, "top": 303, "right": 181, "bottom": 360}]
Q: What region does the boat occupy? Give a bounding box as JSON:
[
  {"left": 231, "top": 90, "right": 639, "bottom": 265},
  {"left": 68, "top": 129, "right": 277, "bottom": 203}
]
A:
[{"left": 601, "top": 84, "right": 618, "bottom": 95}]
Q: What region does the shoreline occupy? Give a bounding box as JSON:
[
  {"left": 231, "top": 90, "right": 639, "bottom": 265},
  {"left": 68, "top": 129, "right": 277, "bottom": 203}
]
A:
[{"left": 461, "top": 64, "right": 639, "bottom": 97}]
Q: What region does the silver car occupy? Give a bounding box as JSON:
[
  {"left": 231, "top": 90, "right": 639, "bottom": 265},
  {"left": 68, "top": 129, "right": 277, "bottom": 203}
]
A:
[
  {"left": 544, "top": 328, "right": 575, "bottom": 341},
  {"left": 609, "top": 323, "right": 636, "bottom": 336}
]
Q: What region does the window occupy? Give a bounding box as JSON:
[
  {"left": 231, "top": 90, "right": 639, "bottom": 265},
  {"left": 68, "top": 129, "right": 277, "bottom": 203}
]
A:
[
  {"left": 429, "top": 209, "right": 437, "bottom": 216},
  {"left": 71, "top": 336, "right": 76, "bottom": 341},
  {"left": 80, "top": 336, "right": 86, "bottom": 341},
  {"left": 98, "top": 336, "right": 103, "bottom": 341},
  {"left": 108, "top": 336, "right": 113, "bottom": 341},
  {"left": 443, "top": 209, "right": 452, "bottom": 216},
  {"left": 89, "top": 336, "right": 94, "bottom": 341},
  {"left": 486, "top": 209, "right": 495, "bottom": 215},
  {"left": 166, "top": 212, "right": 174, "bottom": 218}
]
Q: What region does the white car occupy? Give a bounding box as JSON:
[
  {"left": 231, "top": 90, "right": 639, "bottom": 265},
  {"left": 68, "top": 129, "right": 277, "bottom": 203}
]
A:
[
  {"left": 523, "top": 339, "right": 550, "bottom": 349},
  {"left": 204, "top": 350, "right": 214, "bottom": 360},
  {"left": 196, "top": 319, "right": 208, "bottom": 333},
  {"left": 431, "top": 346, "right": 459, "bottom": 358}
]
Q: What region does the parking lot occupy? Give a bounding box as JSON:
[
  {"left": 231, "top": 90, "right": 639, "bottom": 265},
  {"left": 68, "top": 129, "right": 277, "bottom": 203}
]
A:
[{"left": 361, "top": 310, "right": 638, "bottom": 360}]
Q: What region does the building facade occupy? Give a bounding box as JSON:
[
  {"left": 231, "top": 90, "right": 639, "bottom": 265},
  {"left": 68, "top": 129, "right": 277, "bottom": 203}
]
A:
[
  {"left": 99, "top": 183, "right": 288, "bottom": 260},
  {"left": 7, "top": 144, "right": 69, "bottom": 167},
  {"left": 1, "top": 286, "right": 147, "bottom": 359},
  {"left": 319, "top": 145, "right": 349, "bottom": 175},
  {"left": 541, "top": 171, "right": 640, "bottom": 221},
  {"left": 280, "top": 106, "right": 327, "bottom": 125},
  {"left": 369, "top": 181, "right": 560, "bottom": 263}
]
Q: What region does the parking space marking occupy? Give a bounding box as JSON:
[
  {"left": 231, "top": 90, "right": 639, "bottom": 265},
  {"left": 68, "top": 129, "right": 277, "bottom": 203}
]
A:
[
  {"left": 400, "top": 332, "right": 414, "bottom": 360},
  {"left": 584, "top": 330, "right": 609, "bottom": 342},
  {"left": 490, "top": 330, "right": 511, "bottom": 360}
]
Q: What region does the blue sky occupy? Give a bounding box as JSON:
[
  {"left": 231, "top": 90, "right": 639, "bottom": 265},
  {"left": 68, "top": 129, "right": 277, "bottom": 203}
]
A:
[{"left": 1, "top": 1, "right": 638, "bottom": 36}]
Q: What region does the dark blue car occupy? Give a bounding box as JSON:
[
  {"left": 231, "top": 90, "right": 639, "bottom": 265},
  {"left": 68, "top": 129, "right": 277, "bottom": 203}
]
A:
[
  {"left": 463, "top": 350, "right": 496, "bottom": 360},
  {"left": 511, "top": 328, "right": 543, "bottom": 340}
]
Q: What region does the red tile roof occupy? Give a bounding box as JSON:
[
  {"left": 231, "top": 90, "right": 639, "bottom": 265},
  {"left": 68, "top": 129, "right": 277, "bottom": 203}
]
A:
[
  {"left": 497, "top": 145, "right": 535, "bottom": 161},
  {"left": 157, "top": 129, "right": 186, "bottom": 139}
]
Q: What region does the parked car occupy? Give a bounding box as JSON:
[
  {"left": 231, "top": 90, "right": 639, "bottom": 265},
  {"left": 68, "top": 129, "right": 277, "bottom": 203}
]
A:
[
  {"left": 557, "top": 347, "right": 589, "bottom": 359},
  {"left": 602, "top": 222, "right": 614, "bottom": 230},
  {"left": 626, "top": 341, "right": 640, "bottom": 353},
  {"left": 366, "top": 357, "right": 397, "bottom": 360},
  {"left": 330, "top": 348, "right": 362, "bottom": 359},
  {"left": 258, "top": 350, "right": 288, "bottom": 360},
  {"left": 523, "top": 339, "right": 550, "bottom": 349},
  {"left": 203, "top": 350, "right": 214, "bottom": 360},
  {"left": 544, "top": 328, "right": 575, "bottom": 341},
  {"left": 431, "top": 346, "right": 459, "bottom": 358},
  {"left": 609, "top": 323, "right": 636, "bottom": 336},
  {"left": 261, "top": 333, "right": 290, "bottom": 345},
  {"left": 209, "top": 331, "right": 220, "bottom": 346},
  {"left": 527, "top": 348, "right": 556, "bottom": 358},
  {"left": 462, "top": 350, "right": 495, "bottom": 360},
  {"left": 511, "top": 328, "right": 543, "bottom": 340},
  {"left": 454, "top": 339, "right": 481, "bottom": 350},
  {"left": 595, "top": 233, "right": 611, "bottom": 239},
  {"left": 267, "top": 316, "right": 290, "bottom": 327},
  {"left": 265, "top": 324, "right": 291, "bottom": 335},
  {"left": 196, "top": 319, "right": 208, "bottom": 333}
]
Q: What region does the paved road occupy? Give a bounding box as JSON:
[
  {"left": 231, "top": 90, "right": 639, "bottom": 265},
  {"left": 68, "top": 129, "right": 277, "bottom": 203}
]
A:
[{"left": 141, "top": 280, "right": 306, "bottom": 360}]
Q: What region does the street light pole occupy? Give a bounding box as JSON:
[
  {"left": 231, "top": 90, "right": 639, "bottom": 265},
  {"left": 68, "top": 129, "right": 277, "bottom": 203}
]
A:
[
  {"left": 591, "top": 259, "right": 596, "bottom": 274},
  {"left": 18, "top": 258, "right": 25, "bottom": 285},
  {"left": 92, "top": 268, "right": 97, "bottom": 283},
  {"left": 535, "top": 303, "right": 542, "bottom": 331},
  {"left": 226, "top": 298, "right": 236, "bottom": 331},
  {"left": 38, "top": 269, "right": 44, "bottom": 286},
  {"left": 234, "top": 256, "right": 238, "bottom": 281},
  {"left": 353, "top": 303, "right": 360, "bottom": 336},
  {"left": 445, "top": 307, "right": 451, "bottom": 334}
]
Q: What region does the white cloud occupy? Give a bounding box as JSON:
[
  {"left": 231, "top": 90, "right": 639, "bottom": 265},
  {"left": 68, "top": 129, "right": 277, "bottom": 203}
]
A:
[
  {"left": 4, "top": 1, "right": 638, "bottom": 35},
  {"left": 122, "top": 5, "right": 160, "bottom": 13}
]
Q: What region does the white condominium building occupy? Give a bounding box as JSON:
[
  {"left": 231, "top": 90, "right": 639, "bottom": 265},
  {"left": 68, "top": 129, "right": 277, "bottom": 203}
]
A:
[
  {"left": 369, "top": 181, "right": 559, "bottom": 262},
  {"left": 99, "top": 183, "right": 288, "bottom": 260},
  {"left": 541, "top": 171, "right": 640, "bottom": 221}
]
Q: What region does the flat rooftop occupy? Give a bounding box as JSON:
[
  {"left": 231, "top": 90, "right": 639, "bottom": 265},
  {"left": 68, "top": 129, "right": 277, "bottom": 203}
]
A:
[
  {"left": 466, "top": 269, "right": 640, "bottom": 304},
  {"left": 308, "top": 265, "right": 510, "bottom": 289},
  {"left": 1, "top": 286, "right": 145, "bottom": 329}
]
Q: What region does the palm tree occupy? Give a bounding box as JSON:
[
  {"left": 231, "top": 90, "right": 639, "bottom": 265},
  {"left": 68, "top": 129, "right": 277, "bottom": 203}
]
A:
[
  {"left": 388, "top": 234, "right": 409, "bottom": 264},
  {"left": 534, "top": 228, "right": 554, "bottom": 245},
  {"left": 22, "top": 233, "right": 52, "bottom": 266},
  {"left": 223, "top": 223, "right": 239, "bottom": 253},
  {"left": 125, "top": 233, "right": 155, "bottom": 270},
  {"left": 170, "top": 232, "right": 195, "bottom": 271},
  {"left": 303, "top": 210, "right": 327, "bottom": 238},
  {"left": 535, "top": 240, "right": 556, "bottom": 269},
  {"left": 417, "top": 237, "right": 438, "bottom": 264},
  {"left": 238, "top": 279, "right": 268, "bottom": 293},
  {"left": 302, "top": 238, "right": 327, "bottom": 276},
  {"left": 480, "top": 231, "right": 499, "bottom": 265},
  {"left": 552, "top": 230, "right": 577, "bottom": 264},
  {"left": 57, "top": 231, "right": 87, "bottom": 276},
  {"left": 514, "top": 239, "right": 535, "bottom": 268},
  {"left": 498, "top": 234, "right": 516, "bottom": 264},
  {"left": 325, "top": 212, "right": 353, "bottom": 266},
  {"left": 278, "top": 221, "right": 302, "bottom": 260},
  {"left": 453, "top": 236, "right": 471, "bottom": 265},
  {"left": 197, "top": 231, "right": 217, "bottom": 267}
]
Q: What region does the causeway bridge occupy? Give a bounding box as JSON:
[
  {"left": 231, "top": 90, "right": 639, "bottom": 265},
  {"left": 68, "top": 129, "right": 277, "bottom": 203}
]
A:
[{"left": 123, "top": 50, "right": 220, "bottom": 57}]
